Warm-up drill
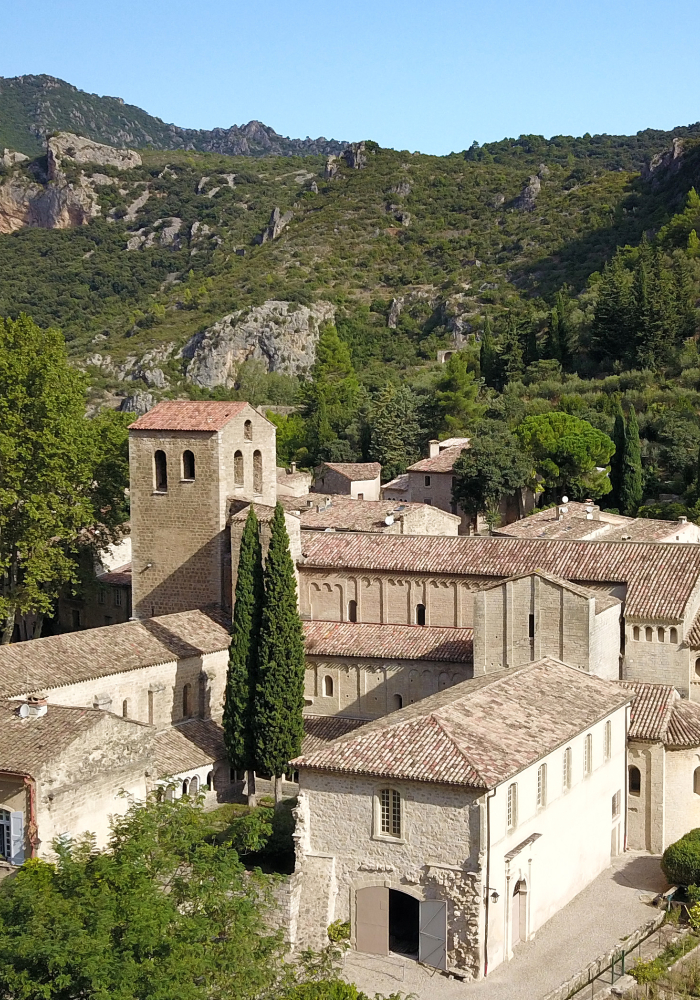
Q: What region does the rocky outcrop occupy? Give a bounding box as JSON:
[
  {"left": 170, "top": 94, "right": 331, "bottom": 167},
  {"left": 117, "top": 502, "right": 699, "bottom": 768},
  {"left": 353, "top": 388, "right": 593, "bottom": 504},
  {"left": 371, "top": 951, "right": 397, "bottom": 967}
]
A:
[
  {"left": 119, "top": 391, "right": 156, "bottom": 415},
  {"left": 387, "top": 297, "right": 404, "bottom": 329},
  {"left": 1, "top": 149, "right": 29, "bottom": 168},
  {"left": 642, "top": 137, "right": 685, "bottom": 185},
  {"left": 342, "top": 142, "right": 366, "bottom": 169},
  {"left": 515, "top": 174, "right": 541, "bottom": 211},
  {"left": 324, "top": 156, "right": 338, "bottom": 180},
  {"left": 390, "top": 181, "right": 411, "bottom": 197},
  {"left": 0, "top": 170, "right": 99, "bottom": 233},
  {"left": 255, "top": 206, "right": 293, "bottom": 244},
  {"left": 47, "top": 132, "right": 141, "bottom": 179},
  {"left": 182, "top": 299, "right": 335, "bottom": 388}
]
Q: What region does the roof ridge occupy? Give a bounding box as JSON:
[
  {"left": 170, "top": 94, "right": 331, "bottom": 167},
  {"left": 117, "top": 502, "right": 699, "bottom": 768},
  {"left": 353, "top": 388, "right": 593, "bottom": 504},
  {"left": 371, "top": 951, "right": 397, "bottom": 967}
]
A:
[{"left": 429, "top": 712, "right": 489, "bottom": 787}]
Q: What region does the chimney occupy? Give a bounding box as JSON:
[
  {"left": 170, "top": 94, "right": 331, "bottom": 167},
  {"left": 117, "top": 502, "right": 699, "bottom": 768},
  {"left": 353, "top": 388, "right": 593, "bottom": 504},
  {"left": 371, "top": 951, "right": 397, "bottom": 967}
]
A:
[
  {"left": 429, "top": 439, "right": 440, "bottom": 458},
  {"left": 679, "top": 516, "right": 688, "bottom": 524},
  {"left": 18, "top": 694, "right": 48, "bottom": 719},
  {"left": 290, "top": 462, "right": 297, "bottom": 474}
]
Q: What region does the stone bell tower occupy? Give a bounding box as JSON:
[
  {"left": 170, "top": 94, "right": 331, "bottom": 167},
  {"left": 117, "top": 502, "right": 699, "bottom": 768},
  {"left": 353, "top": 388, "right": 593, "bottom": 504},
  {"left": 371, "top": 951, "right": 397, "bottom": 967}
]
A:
[{"left": 128, "top": 400, "right": 276, "bottom": 619}]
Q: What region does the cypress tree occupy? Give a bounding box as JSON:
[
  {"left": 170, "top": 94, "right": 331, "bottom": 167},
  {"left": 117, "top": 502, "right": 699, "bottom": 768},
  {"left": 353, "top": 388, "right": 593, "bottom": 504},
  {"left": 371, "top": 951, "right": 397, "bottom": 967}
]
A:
[
  {"left": 254, "top": 504, "right": 306, "bottom": 803},
  {"left": 609, "top": 403, "right": 626, "bottom": 509},
  {"left": 620, "top": 406, "right": 643, "bottom": 515},
  {"left": 500, "top": 315, "right": 524, "bottom": 384},
  {"left": 479, "top": 316, "right": 499, "bottom": 389},
  {"left": 223, "top": 506, "right": 264, "bottom": 806},
  {"left": 591, "top": 251, "right": 631, "bottom": 365}
]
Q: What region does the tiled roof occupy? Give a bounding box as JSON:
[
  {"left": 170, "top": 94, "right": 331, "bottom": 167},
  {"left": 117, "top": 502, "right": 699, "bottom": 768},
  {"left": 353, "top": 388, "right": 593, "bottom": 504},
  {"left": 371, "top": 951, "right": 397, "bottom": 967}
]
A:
[
  {"left": 280, "top": 496, "right": 458, "bottom": 533},
  {"left": 0, "top": 610, "right": 231, "bottom": 699},
  {"left": 229, "top": 501, "right": 277, "bottom": 523},
  {"left": 382, "top": 474, "right": 409, "bottom": 494},
  {"left": 301, "top": 715, "right": 368, "bottom": 755},
  {"left": 154, "top": 719, "right": 227, "bottom": 776},
  {"left": 496, "top": 504, "right": 694, "bottom": 543},
  {"left": 0, "top": 702, "right": 150, "bottom": 775},
  {"left": 686, "top": 608, "right": 700, "bottom": 647},
  {"left": 408, "top": 446, "right": 467, "bottom": 474},
  {"left": 319, "top": 462, "right": 381, "bottom": 482},
  {"left": 130, "top": 400, "right": 249, "bottom": 432},
  {"left": 99, "top": 563, "right": 132, "bottom": 588},
  {"left": 304, "top": 621, "right": 473, "bottom": 663},
  {"left": 294, "top": 659, "right": 630, "bottom": 788},
  {"left": 621, "top": 681, "right": 700, "bottom": 747},
  {"left": 300, "top": 533, "right": 700, "bottom": 621},
  {"left": 478, "top": 569, "right": 620, "bottom": 615}
]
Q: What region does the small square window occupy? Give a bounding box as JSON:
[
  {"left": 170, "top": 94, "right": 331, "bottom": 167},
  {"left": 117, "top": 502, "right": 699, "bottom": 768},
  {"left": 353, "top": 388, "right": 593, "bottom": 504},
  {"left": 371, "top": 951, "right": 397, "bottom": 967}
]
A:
[{"left": 424, "top": 498, "right": 432, "bottom": 505}]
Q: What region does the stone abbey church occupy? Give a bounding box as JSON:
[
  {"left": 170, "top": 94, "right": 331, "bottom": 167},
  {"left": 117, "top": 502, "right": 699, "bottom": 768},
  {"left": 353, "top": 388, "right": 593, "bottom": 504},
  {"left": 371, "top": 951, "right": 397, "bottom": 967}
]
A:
[{"left": 4, "top": 400, "right": 700, "bottom": 979}]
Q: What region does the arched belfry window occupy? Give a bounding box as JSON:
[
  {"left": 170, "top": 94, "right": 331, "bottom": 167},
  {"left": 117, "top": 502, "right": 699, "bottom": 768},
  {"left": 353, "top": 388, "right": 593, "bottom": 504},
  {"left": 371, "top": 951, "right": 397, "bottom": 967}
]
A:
[
  {"left": 416, "top": 604, "right": 426, "bottom": 627},
  {"left": 154, "top": 450, "right": 168, "bottom": 492},
  {"left": 234, "top": 450, "right": 244, "bottom": 486},
  {"left": 323, "top": 675, "right": 334, "bottom": 697},
  {"left": 694, "top": 767, "right": 700, "bottom": 796},
  {"left": 629, "top": 765, "right": 641, "bottom": 796},
  {"left": 253, "top": 450, "right": 263, "bottom": 494},
  {"left": 182, "top": 450, "right": 195, "bottom": 480},
  {"left": 244, "top": 419, "right": 253, "bottom": 441},
  {"left": 348, "top": 600, "right": 357, "bottom": 623}
]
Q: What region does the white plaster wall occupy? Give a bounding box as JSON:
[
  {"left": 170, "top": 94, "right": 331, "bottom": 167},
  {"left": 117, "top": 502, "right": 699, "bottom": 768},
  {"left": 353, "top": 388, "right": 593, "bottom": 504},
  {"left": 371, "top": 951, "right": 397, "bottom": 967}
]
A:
[
  {"left": 664, "top": 746, "right": 700, "bottom": 847},
  {"left": 590, "top": 604, "right": 622, "bottom": 681}
]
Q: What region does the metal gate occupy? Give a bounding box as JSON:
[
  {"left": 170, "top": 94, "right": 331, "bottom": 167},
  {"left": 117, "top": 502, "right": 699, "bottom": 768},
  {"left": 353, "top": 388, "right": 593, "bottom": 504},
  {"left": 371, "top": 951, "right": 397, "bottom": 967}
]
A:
[{"left": 419, "top": 899, "right": 447, "bottom": 970}]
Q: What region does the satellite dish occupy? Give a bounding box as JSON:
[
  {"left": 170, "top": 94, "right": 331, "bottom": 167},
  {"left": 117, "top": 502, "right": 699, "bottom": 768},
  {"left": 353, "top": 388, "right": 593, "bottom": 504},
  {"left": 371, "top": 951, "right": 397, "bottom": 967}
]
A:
[
  {"left": 18, "top": 704, "right": 30, "bottom": 718},
  {"left": 384, "top": 515, "right": 394, "bottom": 526},
  {"left": 561, "top": 495, "right": 569, "bottom": 505}
]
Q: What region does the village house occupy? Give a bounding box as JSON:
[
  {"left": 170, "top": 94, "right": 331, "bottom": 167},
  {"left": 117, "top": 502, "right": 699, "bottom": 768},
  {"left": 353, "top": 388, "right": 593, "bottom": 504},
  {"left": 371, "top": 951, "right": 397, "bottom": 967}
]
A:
[
  {"left": 278, "top": 494, "right": 461, "bottom": 537},
  {"left": 312, "top": 462, "right": 381, "bottom": 501},
  {"left": 291, "top": 660, "right": 630, "bottom": 978}
]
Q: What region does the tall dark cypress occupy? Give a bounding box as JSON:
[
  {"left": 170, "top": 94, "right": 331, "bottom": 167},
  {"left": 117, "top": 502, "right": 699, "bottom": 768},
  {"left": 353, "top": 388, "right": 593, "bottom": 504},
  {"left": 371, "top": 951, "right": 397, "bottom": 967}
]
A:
[
  {"left": 223, "top": 506, "right": 263, "bottom": 806},
  {"left": 620, "top": 406, "right": 643, "bottom": 515},
  {"left": 609, "top": 403, "right": 626, "bottom": 509},
  {"left": 254, "top": 503, "right": 306, "bottom": 803},
  {"left": 479, "top": 316, "right": 499, "bottom": 389}
]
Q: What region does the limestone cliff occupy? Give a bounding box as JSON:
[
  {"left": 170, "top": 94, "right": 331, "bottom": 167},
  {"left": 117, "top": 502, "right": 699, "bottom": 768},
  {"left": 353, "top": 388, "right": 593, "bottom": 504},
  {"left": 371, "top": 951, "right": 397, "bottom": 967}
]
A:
[{"left": 182, "top": 300, "right": 336, "bottom": 388}]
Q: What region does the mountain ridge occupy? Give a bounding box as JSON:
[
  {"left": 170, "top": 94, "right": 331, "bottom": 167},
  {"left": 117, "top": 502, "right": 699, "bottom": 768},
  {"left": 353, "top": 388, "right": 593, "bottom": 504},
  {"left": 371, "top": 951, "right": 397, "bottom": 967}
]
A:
[{"left": 0, "top": 74, "right": 348, "bottom": 158}]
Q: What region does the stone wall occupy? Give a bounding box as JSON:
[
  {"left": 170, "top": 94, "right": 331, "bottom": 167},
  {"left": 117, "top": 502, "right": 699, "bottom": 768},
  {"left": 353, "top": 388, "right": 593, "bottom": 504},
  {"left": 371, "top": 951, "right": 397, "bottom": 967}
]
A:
[
  {"left": 624, "top": 623, "right": 689, "bottom": 694},
  {"left": 313, "top": 468, "right": 381, "bottom": 501}
]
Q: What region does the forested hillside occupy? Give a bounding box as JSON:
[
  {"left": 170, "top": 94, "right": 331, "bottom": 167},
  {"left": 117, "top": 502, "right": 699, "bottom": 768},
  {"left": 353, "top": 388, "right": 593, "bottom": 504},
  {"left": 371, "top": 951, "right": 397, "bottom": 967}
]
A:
[{"left": 2, "top": 111, "right": 700, "bottom": 511}]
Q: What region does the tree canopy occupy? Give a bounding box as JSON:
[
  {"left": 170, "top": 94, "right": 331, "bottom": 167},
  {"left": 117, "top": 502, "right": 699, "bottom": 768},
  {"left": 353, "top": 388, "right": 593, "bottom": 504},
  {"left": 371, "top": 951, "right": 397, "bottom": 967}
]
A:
[
  {"left": 515, "top": 412, "right": 614, "bottom": 501},
  {"left": 452, "top": 427, "right": 531, "bottom": 526}
]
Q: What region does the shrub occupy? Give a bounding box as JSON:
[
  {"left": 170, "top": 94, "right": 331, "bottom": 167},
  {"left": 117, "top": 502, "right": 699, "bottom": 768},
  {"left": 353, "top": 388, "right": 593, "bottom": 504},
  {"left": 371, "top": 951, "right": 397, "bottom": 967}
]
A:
[{"left": 661, "top": 829, "right": 700, "bottom": 886}]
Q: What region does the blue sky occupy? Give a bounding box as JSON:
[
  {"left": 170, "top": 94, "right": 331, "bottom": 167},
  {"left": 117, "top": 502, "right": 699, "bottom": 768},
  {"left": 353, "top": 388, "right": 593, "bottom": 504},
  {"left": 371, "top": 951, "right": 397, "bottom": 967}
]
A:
[{"left": 2, "top": 0, "right": 699, "bottom": 155}]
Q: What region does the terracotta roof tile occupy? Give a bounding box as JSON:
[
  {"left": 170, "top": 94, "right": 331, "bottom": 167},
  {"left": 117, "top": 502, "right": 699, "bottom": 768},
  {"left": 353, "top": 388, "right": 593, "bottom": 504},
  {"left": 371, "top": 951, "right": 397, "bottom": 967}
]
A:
[
  {"left": 300, "top": 533, "right": 700, "bottom": 621},
  {"left": 130, "top": 401, "right": 249, "bottom": 432},
  {"left": 382, "top": 474, "right": 409, "bottom": 493},
  {"left": 304, "top": 620, "right": 473, "bottom": 663},
  {"left": 294, "top": 659, "right": 630, "bottom": 788},
  {"left": 408, "top": 446, "right": 467, "bottom": 474},
  {"left": 154, "top": 719, "right": 227, "bottom": 776},
  {"left": 280, "top": 496, "right": 458, "bottom": 533},
  {"left": 687, "top": 609, "right": 700, "bottom": 647},
  {"left": 319, "top": 462, "right": 381, "bottom": 482},
  {"left": 0, "top": 702, "right": 151, "bottom": 776},
  {"left": 621, "top": 681, "right": 700, "bottom": 747},
  {"left": 301, "top": 715, "right": 368, "bottom": 755},
  {"left": 496, "top": 504, "right": 695, "bottom": 543},
  {"left": 0, "top": 610, "right": 230, "bottom": 699},
  {"left": 99, "top": 563, "right": 132, "bottom": 587}
]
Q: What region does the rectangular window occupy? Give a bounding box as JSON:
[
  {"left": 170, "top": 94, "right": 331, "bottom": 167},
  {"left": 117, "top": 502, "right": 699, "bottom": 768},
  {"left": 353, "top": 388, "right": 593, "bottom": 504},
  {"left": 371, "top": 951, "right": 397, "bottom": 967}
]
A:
[
  {"left": 584, "top": 733, "right": 593, "bottom": 775},
  {"left": 507, "top": 783, "right": 518, "bottom": 830},
  {"left": 380, "top": 789, "right": 401, "bottom": 838},
  {"left": 98, "top": 589, "right": 106, "bottom": 606},
  {"left": 605, "top": 721, "right": 612, "bottom": 761},
  {"left": 424, "top": 498, "right": 432, "bottom": 505},
  {"left": 612, "top": 790, "right": 621, "bottom": 819},
  {"left": 357, "top": 493, "right": 364, "bottom": 500},
  {"left": 114, "top": 588, "right": 123, "bottom": 608},
  {"left": 424, "top": 476, "right": 431, "bottom": 487},
  {"left": 537, "top": 764, "right": 547, "bottom": 808},
  {"left": 563, "top": 747, "right": 572, "bottom": 791},
  {"left": 528, "top": 613, "right": 535, "bottom": 639}
]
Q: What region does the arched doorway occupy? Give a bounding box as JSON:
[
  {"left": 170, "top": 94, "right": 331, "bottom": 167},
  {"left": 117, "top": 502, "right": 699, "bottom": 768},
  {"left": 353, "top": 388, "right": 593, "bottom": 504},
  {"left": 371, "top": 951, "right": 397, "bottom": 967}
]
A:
[
  {"left": 511, "top": 879, "right": 527, "bottom": 947},
  {"left": 389, "top": 889, "right": 419, "bottom": 956}
]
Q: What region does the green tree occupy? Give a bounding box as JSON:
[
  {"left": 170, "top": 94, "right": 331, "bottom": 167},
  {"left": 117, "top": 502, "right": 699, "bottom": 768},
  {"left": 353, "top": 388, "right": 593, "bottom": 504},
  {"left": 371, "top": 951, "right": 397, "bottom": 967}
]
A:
[
  {"left": 662, "top": 829, "right": 700, "bottom": 887},
  {"left": 0, "top": 316, "right": 95, "bottom": 643},
  {"left": 0, "top": 795, "right": 283, "bottom": 1000},
  {"left": 86, "top": 409, "right": 134, "bottom": 536},
  {"left": 368, "top": 383, "right": 420, "bottom": 482},
  {"left": 301, "top": 326, "right": 360, "bottom": 464},
  {"left": 619, "top": 405, "right": 643, "bottom": 515},
  {"left": 223, "top": 507, "right": 264, "bottom": 807},
  {"left": 479, "top": 316, "right": 499, "bottom": 389},
  {"left": 515, "top": 411, "right": 614, "bottom": 501},
  {"left": 590, "top": 251, "right": 632, "bottom": 365},
  {"left": 499, "top": 315, "right": 524, "bottom": 384},
  {"left": 609, "top": 403, "right": 626, "bottom": 508},
  {"left": 550, "top": 289, "right": 576, "bottom": 370},
  {"left": 254, "top": 504, "right": 306, "bottom": 803},
  {"left": 430, "top": 352, "right": 486, "bottom": 437},
  {"left": 452, "top": 427, "right": 532, "bottom": 529}
]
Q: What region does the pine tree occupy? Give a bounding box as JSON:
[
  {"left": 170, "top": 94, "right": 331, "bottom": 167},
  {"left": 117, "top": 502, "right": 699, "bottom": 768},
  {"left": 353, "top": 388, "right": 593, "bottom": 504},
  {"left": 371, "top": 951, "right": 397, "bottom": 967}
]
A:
[
  {"left": 609, "top": 403, "right": 626, "bottom": 510},
  {"left": 479, "top": 316, "right": 499, "bottom": 388},
  {"left": 432, "top": 351, "right": 486, "bottom": 436},
  {"left": 551, "top": 290, "right": 576, "bottom": 370},
  {"left": 500, "top": 315, "right": 524, "bottom": 384},
  {"left": 368, "top": 383, "right": 420, "bottom": 482},
  {"left": 620, "top": 406, "right": 643, "bottom": 515},
  {"left": 254, "top": 504, "right": 306, "bottom": 803},
  {"left": 591, "top": 251, "right": 632, "bottom": 365},
  {"left": 223, "top": 507, "right": 264, "bottom": 806},
  {"left": 523, "top": 320, "right": 539, "bottom": 368}
]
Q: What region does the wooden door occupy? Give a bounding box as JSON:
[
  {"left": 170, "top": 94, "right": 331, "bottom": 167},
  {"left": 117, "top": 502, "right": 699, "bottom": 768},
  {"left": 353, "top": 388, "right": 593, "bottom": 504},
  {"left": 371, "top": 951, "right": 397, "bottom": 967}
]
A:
[{"left": 356, "top": 886, "right": 389, "bottom": 955}]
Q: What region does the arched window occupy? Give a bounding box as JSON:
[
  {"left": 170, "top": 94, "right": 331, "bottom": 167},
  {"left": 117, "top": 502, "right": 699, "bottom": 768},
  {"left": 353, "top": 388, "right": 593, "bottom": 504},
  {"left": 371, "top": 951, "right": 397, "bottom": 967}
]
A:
[
  {"left": 190, "top": 776, "right": 199, "bottom": 797},
  {"left": 253, "top": 450, "right": 263, "bottom": 494},
  {"left": 416, "top": 604, "right": 426, "bottom": 626},
  {"left": 392, "top": 694, "right": 403, "bottom": 711},
  {"left": 234, "top": 450, "right": 244, "bottom": 486},
  {"left": 507, "top": 783, "right": 518, "bottom": 830},
  {"left": 670, "top": 627, "right": 678, "bottom": 643},
  {"left": 657, "top": 627, "right": 665, "bottom": 643},
  {"left": 379, "top": 788, "right": 401, "bottom": 838},
  {"left": 183, "top": 683, "right": 192, "bottom": 718},
  {"left": 182, "top": 450, "right": 195, "bottom": 480},
  {"left": 154, "top": 450, "right": 168, "bottom": 492},
  {"left": 323, "top": 675, "right": 334, "bottom": 697},
  {"left": 122, "top": 699, "right": 128, "bottom": 719},
  {"left": 182, "top": 778, "right": 190, "bottom": 797},
  {"left": 244, "top": 419, "right": 253, "bottom": 441},
  {"left": 348, "top": 600, "right": 357, "bottom": 623},
  {"left": 645, "top": 627, "right": 653, "bottom": 642},
  {"left": 696, "top": 658, "right": 700, "bottom": 678},
  {"left": 165, "top": 786, "right": 175, "bottom": 803},
  {"left": 694, "top": 768, "right": 700, "bottom": 796},
  {"left": 633, "top": 626, "right": 640, "bottom": 641},
  {"left": 206, "top": 770, "right": 214, "bottom": 791},
  {"left": 629, "top": 765, "right": 641, "bottom": 796}
]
